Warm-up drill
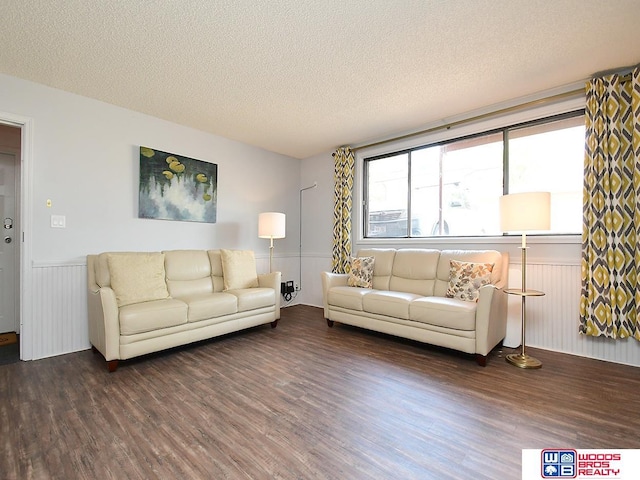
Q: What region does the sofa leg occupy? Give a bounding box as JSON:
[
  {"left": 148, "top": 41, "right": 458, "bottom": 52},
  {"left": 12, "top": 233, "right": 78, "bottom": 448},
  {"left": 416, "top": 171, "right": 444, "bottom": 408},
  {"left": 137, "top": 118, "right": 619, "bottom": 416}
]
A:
[
  {"left": 326, "top": 319, "right": 334, "bottom": 327},
  {"left": 107, "top": 360, "right": 119, "bottom": 372},
  {"left": 270, "top": 320, "right": 279, "bottom": 328},
  {"left": 475, "top": 354, "right": 487, "bottom": 367}
]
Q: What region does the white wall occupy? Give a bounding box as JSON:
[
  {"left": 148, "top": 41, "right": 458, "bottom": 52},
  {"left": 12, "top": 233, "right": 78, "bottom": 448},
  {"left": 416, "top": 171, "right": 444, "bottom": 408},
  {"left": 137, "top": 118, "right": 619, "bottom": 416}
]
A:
[
  {"left": 297, "top": 152, "right": 334, "bottom": 306},
  {"left": 0, "top": 73, "right": 302, "bottom": 359}
]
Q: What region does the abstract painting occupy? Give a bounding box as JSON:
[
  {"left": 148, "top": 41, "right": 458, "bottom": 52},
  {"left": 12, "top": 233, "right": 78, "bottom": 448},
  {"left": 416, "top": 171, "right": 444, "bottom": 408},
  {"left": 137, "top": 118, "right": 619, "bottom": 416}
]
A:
[{"left": 138, "top": 146, "right": 217, "bottom": 223}]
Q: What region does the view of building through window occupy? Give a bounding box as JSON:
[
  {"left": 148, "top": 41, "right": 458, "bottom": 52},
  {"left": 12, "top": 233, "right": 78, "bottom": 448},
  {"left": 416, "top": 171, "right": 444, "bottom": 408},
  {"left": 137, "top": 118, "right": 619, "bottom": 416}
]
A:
[{"left": 364, "top": 111, "right": 585, "bottom": 238}]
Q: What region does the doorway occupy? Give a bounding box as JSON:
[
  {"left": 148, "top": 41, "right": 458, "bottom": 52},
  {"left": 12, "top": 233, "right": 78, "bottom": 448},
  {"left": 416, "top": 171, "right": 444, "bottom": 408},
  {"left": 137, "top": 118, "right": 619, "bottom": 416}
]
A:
[{"left": 0, "top": 124, "right": 21, "bottom": 364}]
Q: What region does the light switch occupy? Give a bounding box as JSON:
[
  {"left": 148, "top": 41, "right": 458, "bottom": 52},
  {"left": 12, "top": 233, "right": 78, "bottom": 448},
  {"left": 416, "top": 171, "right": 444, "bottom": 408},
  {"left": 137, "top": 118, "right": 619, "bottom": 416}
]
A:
[{"left": 51, "top": 215, "right": 66, "bottom": 228}]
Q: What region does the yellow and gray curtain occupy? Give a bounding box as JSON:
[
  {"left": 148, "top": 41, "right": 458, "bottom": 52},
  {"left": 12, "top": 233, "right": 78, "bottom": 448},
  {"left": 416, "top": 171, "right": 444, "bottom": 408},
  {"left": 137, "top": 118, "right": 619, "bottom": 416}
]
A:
[
  {"left": 580, "top": 65, "right": 640, "bottom": 340},
  {"left": 332, "top": 147, "right": 355, "bottom": 273}
]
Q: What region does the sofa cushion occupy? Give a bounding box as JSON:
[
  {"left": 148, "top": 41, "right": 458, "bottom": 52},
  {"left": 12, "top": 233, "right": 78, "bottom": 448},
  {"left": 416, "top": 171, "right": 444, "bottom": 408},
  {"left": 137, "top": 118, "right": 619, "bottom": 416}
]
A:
[
  {"left": 207, "top": 250, "right": 225, "bottom": 292},
  {"left": 362, "top": 291, "right": 422, "bottom": 320},
  {"left": 388, "top": 249, "right": 440, "bottom": 296},
  {"left": 357, "top": 248, "right": 396, "bottom": 290},
  {"left": 164, "top": 250, "right": 214, "bottom": 298},
  {"left": 221, "top": 249, "right": 259, "bottom": 290},
  {"left": 227, "top": 288, "right": 276, "bottom": 312},
  {"left": 107, "top": 252, "right": 169, "bottom": 307},
  {"left": 410, "top": 297, "right": 477, "bottom": 331},
  {"left": 119, "top": 298, "right": 188, "bottom": 335},
  {"left": 94, "top": 252, "right": 116, "bottom": 288},
  {"left": 175, "top": 292, "right": 238, "bottom": 322},
  {"left": 446, "top": 260, "right": 494, "bottom": 302},
  {"left": 348, "top": 256, "right": 375, "bottom": 288},
  {"left": 327, "top": 286, "right": 371, "bottom": 311}
]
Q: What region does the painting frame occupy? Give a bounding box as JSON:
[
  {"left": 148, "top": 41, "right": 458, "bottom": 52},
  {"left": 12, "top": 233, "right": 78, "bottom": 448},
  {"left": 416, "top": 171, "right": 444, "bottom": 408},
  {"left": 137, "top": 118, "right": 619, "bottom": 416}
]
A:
[{"left": 138, "top": 146, "right": 218, "bottom": 223}]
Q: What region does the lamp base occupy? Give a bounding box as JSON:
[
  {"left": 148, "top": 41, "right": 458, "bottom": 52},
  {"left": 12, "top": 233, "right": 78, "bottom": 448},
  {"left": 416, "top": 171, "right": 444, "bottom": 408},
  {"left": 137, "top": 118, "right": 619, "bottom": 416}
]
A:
[{"left": 505, "top": 353, "right": 542, "bottom": 369}]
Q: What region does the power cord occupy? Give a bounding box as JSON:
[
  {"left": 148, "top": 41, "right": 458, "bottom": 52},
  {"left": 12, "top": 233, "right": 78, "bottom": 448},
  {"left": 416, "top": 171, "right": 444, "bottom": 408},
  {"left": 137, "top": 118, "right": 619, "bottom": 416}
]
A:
[{"left": 282, "top": 290, "right": 298, "bottom": 305}]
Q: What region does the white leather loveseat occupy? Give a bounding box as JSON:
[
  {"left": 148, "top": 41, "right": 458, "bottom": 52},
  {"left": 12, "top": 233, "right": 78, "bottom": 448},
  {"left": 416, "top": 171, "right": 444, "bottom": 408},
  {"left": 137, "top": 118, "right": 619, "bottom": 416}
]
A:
[
  {"left": 321, "top": 248, "right": 508, "bottom": 366},
  {"left": 87, "top": 249, "right": 281, "bottom": 371}
]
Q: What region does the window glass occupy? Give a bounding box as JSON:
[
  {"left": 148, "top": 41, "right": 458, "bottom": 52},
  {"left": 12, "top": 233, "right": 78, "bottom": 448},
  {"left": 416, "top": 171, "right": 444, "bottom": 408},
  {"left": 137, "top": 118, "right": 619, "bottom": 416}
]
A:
[
  {"left": 410, "top": 134, "right": 503, "bottom": 236},
  {"left": 363, "top": 111, "right": 584, "bottom": 238},
  {"left": 508, "top": 116, "right": 585, "bottom": 234},
  {"left": 366, "top": 153, "right": 408, "bottom": 237}
]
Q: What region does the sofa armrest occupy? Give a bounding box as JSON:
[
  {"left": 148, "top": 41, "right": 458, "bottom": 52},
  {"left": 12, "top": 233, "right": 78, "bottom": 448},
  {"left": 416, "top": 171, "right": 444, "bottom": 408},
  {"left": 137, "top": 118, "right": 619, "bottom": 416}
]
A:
[
  {"left": 475, "top": 284, "right": 508, "bottom": 356},
  {"left": 87, "top": 286, "right": 121, "bottom": 361},
  {"left": 258, "top": 271, "right": 282, "bottom": 319},
  {"left": 321, "top": 272, "right": 349, "bottom": 318}
]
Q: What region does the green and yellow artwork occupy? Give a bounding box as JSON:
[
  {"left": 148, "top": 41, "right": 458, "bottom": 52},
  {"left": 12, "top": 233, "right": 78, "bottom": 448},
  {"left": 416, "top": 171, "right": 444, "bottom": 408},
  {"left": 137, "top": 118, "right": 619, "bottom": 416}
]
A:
[{"left": 139, "top": 146, "right": 217, "bottom": 223}]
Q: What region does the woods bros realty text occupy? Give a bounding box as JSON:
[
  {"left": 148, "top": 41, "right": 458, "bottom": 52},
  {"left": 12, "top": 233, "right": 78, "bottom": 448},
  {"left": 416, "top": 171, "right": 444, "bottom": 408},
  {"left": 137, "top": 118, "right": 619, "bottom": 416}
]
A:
[{"left": 575, "top": 453, "right": 621, "bottom": 476}]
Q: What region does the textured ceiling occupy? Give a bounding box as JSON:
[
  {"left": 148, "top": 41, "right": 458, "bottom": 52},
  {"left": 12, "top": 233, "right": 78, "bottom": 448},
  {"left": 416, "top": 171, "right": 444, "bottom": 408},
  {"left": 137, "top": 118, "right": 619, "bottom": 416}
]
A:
[{"left": 1, "top": 0, "right": 640, "bottom": 159}]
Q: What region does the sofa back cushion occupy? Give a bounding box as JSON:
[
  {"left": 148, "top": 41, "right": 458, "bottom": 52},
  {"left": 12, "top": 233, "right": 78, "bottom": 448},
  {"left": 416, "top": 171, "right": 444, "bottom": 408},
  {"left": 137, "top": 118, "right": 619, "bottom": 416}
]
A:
[
  {"left": 435, "top": 250, "right": 503, "bottom": 297},
  {"left": 388, "top": 249, "right": 440, "bottom": 296},
  {"left": 106, "top": 252, "right": 170, "bottom": 307},
  {"left": 207, "top": 250, "right": 225, "bottom": 292},
  {"left": 94, "top": 253, "right": 112, "bottom": 288},
  {"left": 164, "top": 250, "right": 214, "bottom": 298},
  {"left": 357, "top": 248, "right": 396, "bottom": 290}
]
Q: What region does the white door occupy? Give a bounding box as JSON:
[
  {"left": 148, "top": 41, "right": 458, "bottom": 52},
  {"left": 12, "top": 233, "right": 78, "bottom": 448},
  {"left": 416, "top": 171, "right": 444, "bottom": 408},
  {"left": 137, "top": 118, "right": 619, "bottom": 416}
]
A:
[{"left": 0, "top": 152, "right": 17, "bottom": 333}]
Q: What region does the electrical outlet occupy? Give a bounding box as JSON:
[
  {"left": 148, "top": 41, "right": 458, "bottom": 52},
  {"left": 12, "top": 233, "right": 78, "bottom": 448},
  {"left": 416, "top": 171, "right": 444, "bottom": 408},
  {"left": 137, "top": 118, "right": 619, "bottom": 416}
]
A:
[{"left": 295, "top": 282, "right": 300, "bottom": 291}]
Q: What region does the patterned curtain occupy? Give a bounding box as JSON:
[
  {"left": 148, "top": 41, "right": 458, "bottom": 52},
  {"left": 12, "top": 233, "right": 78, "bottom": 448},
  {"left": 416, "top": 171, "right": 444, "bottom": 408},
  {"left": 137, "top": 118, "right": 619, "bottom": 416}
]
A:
[
  {"left": 331, "top": 147, "right": 355, "bottom": 273},
  {"left": 579, "top": 66, "right": 640, "bottom": 340}
]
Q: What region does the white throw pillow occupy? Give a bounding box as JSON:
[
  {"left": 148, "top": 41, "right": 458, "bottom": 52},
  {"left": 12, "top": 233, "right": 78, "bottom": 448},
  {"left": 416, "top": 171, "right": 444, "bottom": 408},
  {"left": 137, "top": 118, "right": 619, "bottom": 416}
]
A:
[
  {"left": 446, "top": 259, "right": 494, "bottom": 302},
  {"left": 107, "top": 252, "right": 169, "bottom": 306},
  {"left": 347, "top": 256, "right": 375, "bottom": 288},
  {"left": 220, "top": 249, "right": 259, "bottom": 290}
]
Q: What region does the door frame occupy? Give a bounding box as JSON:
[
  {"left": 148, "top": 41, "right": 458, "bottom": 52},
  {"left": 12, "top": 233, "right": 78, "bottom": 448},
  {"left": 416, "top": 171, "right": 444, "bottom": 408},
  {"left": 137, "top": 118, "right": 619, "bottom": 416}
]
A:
[{"left": 0, "top": 112, "right": 33, "bottom": 361}]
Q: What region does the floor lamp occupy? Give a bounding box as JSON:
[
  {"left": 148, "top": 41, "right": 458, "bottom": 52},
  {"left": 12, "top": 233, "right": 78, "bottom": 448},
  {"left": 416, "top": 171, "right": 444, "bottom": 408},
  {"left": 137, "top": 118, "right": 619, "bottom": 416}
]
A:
[
  {"left": 500, "top": 192, "right": 550, "bottom": 369},
  {"left": 258, "top": 212, "right": 286, "bottom": 273}
]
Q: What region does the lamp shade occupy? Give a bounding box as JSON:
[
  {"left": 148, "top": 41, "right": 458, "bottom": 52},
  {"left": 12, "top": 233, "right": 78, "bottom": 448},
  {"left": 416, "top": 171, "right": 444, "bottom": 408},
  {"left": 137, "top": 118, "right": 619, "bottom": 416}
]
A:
[
  {"left": 500, "top": 192, "right": 551, "bottom": 232},
  {"left": 258, "top": 212, "right": 286, "bottom": 239}
]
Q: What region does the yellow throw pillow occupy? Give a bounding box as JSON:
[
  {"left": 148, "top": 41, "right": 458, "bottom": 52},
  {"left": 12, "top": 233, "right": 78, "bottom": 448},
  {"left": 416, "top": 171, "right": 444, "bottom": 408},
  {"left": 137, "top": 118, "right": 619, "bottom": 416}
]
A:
[
  {"left": 220, "top": 249, "right": 259, "bottom": 290},
  {"left": 107, "top": 252, "right": 169, "bottom": 306},
  {"left": 348, "top": 256, "right": 375, "bottom": 288},
  {"left": 446, "top": 259, "right": 494, "bottom": 302}
]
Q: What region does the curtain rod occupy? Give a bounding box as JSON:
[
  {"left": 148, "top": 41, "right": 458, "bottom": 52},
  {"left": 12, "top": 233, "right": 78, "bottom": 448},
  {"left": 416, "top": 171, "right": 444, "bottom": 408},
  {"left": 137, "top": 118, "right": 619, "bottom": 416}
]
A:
[{"left": 351, "top": 87, "right": 585, "bottom": 153}]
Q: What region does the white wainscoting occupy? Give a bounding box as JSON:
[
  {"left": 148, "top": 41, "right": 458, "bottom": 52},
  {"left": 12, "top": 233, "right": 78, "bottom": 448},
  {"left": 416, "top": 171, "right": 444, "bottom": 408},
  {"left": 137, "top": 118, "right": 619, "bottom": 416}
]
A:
[
  {"left": 519, "top": 262, "right": 640, "bottom": 367},
  {"left": 30, "top": 262, "right": 89, "bottom": 360},
  {"left": 25, "top": 256, "right": 640, "bottom": 366}
]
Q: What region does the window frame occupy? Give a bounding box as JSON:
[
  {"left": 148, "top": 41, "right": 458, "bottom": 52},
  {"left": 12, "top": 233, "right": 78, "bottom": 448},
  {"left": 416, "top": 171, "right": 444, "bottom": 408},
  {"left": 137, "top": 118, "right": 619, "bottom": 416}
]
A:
[{"left": 353, "top": 91, "right": 586, "bottom": 249}]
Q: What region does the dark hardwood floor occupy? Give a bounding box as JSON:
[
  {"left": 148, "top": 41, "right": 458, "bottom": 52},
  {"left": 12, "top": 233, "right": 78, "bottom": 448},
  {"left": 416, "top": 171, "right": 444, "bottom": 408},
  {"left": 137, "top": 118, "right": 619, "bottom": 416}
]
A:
[{"left": 1, "top": 305, "right": 639, "bottom": 479}]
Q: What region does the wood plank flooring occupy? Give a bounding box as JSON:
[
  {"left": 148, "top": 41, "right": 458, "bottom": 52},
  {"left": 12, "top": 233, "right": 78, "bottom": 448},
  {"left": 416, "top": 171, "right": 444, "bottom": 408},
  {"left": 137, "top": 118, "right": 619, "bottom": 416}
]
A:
[{"left": 1, "top": 305, "right": 639, "bottom": 479}]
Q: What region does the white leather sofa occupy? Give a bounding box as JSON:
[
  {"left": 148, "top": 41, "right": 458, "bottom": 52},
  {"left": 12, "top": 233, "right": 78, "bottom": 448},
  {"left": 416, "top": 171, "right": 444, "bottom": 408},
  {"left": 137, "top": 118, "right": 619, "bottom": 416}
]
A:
[
  {"left": 87, "top": 249, "right": 281, "bottom": 371},
  {"left": 321, "top": 248, "right": 508, "bottom": 366}
]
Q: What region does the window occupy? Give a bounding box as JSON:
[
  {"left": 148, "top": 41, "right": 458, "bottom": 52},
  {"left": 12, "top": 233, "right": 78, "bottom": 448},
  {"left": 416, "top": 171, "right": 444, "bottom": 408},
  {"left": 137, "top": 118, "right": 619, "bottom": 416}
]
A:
[{"left": 363, "top": 111, "right": 585, "bottom": 238}]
